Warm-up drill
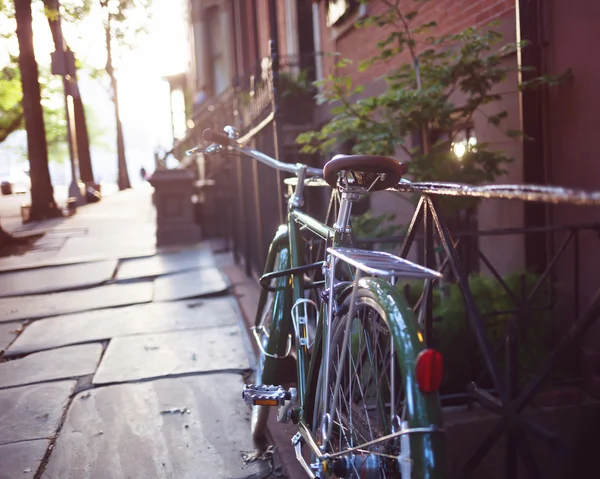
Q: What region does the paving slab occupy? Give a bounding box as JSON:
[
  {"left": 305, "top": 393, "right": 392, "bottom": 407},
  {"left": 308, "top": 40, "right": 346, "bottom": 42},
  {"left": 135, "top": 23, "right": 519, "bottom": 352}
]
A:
[
  {"left": 55, "top": 232, "right": 156, "bottom": 262},
  {"left": 0, "top": 322, "right": 20, "bottom": 351},
  {"left": 0, "top": 344, "right": 103, "bottom": 389},
  {"left": 93, "top": 327, "right": 249, "bottom": 385},
  {"left": 116, "top": 246, "right": 215, "bottom": 281},
  {"left": 41, "top": 376, "right": 265, "bottom": 479},
  {"left": 153, "top": 268, "right": 229, "bottom": 302},
  {"left": 0, "top": 439, "right": 50, "bottom": 478},
  {"left": 0, "top": 252, "right": 67, "bottom": 274},
  {"left": 0, "top": 282, "right": 153, "bottom": 323},
  {"left": 0, "top": 260, "right": 117, "bottom": 298},
  {"left": 0, "top": 381, "right": 75, "bottom": 445},
  {"left": 7, "top": 298, "right": 239, "bottom": 356}
]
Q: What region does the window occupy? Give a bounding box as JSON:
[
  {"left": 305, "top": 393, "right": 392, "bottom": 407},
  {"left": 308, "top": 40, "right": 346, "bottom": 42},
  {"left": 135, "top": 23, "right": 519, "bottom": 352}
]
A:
[
  {"left": 326, "top": 0, "right": 368, "bottom": 40},
  {"left": 326, "top": 0, "right": 358, "bottom": 27},
  {"left": 206, "top": 6, "right": 228, "bottom": 95}
]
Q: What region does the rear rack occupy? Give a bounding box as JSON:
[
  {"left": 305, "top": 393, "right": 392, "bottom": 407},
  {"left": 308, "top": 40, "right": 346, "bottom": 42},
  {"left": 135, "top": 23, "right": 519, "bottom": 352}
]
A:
[{"left": 327, "top": 247, "right": 442, "bottom": 280}]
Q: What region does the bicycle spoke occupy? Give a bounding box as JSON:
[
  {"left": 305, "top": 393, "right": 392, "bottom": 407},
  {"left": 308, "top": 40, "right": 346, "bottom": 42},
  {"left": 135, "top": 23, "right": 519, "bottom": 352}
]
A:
[
  {"left": 348, "top": 340, "right": 375, "bottom": 442},
  {"left": 318, "top": 299, "right": 408, "bottom": 477}
]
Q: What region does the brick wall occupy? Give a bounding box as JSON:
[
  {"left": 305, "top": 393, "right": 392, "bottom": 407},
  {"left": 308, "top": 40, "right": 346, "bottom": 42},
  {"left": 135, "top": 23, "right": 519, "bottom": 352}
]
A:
[
  {"left": 317, "top": 0, "right": 515, "bottom": 85},
  {"left": 253, "top": 0, "right": 290, "bottom": 60},
  {"left": 256, "top": 0, "right": 271, "bottom": 59}
]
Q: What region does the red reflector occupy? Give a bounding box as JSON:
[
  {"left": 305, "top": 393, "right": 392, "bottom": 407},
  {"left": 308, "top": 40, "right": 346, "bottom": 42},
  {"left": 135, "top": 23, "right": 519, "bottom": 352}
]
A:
[{"left": 416, "top": 349, "right": 443, "bottom": 393}]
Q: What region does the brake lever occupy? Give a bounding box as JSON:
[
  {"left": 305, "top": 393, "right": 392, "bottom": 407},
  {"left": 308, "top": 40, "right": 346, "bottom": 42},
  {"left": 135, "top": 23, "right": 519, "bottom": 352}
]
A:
[
  {"left": 185, "top": 144, "right": 223, "bottom": 157},
  {"left": 185, "top": 146, "right": 203, "bottom": 156}
]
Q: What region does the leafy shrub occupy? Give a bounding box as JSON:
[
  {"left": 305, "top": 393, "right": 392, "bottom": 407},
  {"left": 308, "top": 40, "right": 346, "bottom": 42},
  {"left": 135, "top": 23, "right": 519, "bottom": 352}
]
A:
[{"left": 401, "top": 271, "right": 555, "bottom": 394}]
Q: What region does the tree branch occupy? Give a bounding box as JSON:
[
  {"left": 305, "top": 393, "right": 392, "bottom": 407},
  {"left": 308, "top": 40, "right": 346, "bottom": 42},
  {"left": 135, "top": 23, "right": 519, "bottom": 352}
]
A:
[
  {"left": 0, "top": 108, "right": 24, "bottom": 143},
  {"left": 382, "top": 0, "right": 421, "bottom": 86},
  {"left": 332, "top": 83, "right": 376, "bottom": 127}
]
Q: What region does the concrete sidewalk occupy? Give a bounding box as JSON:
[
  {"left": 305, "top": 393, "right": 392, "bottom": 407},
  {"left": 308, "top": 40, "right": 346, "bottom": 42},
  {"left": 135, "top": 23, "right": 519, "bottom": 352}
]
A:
[{"left": 0, "top": 187, "right": 272, "bottom": 479}]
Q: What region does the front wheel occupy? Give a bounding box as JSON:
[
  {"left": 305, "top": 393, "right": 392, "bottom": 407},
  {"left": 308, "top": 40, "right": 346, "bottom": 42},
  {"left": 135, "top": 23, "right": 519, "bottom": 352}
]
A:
[
  {"left": 251, "top": 248, "right": 296, "bottom": 446},
  {"left": 312, "top": 282, "right": 447, "bottom": 478}
]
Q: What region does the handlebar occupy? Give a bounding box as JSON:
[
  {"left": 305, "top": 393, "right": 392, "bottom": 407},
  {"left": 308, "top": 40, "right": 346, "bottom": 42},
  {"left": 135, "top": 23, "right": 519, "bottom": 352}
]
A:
[
  {"left": 202, "top": 129, "right": 231, "bottom": 146},
  {"left": 189, "top": 127, "right": 323, "bottom": 178}
]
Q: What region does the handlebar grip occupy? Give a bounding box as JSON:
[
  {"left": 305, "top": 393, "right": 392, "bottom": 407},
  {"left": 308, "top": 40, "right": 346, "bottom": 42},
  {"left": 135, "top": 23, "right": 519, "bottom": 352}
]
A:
[{"left": 203, "top": 129, "right": 231, "bottom": 146}]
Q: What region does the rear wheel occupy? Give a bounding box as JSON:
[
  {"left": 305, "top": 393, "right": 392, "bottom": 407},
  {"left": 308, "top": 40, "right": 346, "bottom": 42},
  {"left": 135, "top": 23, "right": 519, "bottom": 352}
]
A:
[{"left": 312, "top": 288, "right": 421, "bottom": 478}]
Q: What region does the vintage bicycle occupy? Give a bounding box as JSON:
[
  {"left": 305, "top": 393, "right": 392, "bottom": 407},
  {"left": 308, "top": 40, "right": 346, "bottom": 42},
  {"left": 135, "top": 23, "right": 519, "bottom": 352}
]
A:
[{"left": 193, "top": 126, "right": 448, "bottom": 478}]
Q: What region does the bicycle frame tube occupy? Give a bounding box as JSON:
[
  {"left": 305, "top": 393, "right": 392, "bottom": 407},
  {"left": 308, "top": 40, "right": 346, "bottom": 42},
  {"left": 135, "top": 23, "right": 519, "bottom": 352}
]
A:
[
  {"left": 290, "top": 210, "right": 333, "bottom": 240},
  {"left": 288, "top": 199, "right": 354, "bottom": 418}
]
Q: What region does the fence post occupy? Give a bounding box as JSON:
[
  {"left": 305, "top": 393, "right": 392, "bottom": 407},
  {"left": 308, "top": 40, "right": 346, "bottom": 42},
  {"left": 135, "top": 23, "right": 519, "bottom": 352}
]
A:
[{"left": 268, "top": 0, "right": 285, "bottom": 225}]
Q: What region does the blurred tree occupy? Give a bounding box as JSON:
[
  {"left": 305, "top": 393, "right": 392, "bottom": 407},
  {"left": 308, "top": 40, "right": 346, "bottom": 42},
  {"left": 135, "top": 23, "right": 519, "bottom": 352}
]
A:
[
  {"left": 102, "top": 0, "right": 129, "bottom": 190},
  {"left": 298, "top": 0, "right": 568, "bottom": 216},
  {"left": 43, "top": 0, "right": 96, "bottom": 186},
  {"left": 100, "top": 0, "right": 152, "bottom": 190},
  {"left": 0, "top": 60, "right": 23, "bottom": 143},
  {"left": 14, "top": 0, "right": 61, "bottom": 219}
]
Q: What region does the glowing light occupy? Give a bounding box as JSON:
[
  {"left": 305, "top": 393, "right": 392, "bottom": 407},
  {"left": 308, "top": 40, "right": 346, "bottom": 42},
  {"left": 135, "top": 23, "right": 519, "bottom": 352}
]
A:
[
  {"left": 452, "top": 131, "right": 478, "bottom": 159},
  {"left": 452, "top": 141, "right": 466, "bottom": 158}
]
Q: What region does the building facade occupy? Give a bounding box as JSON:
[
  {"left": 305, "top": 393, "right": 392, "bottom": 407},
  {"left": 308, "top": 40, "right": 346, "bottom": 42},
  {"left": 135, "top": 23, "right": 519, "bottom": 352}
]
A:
[{"left": 176, "top": 0, "right": 600, "bottom": 324}]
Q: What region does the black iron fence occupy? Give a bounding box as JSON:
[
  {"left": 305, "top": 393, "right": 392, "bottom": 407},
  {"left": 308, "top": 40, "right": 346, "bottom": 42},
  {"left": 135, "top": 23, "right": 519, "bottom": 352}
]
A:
[{"left": 170, "top": 51, "right": 323, "bottom": 276}]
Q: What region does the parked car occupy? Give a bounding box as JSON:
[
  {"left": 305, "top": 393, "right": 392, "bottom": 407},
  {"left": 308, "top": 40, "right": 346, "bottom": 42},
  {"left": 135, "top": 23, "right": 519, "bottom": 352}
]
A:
[{"left": 1, "top": 170, "right": 30, "bottom": 195}]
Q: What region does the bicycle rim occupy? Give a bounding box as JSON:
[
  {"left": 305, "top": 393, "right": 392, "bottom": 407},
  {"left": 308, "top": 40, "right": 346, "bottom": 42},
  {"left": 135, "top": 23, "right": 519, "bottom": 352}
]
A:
[{"left": 314, "top": 292, "right": 406, "bottom": 478}]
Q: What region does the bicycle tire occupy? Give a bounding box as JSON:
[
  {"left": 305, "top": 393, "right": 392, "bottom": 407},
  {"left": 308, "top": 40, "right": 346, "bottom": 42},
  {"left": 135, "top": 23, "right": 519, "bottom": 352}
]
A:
[
  {"left": 251, "top": 249, "right": 294, "bottom": 444},
  {"left": 312, "top": 282, "right": 447, "bottom": 478}
]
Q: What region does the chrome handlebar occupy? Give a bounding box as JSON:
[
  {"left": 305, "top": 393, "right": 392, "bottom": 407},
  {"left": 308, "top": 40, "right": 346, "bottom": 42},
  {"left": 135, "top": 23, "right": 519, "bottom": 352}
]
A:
[{"left": 186, "top": 126, "right": 324, "bottom": 178}]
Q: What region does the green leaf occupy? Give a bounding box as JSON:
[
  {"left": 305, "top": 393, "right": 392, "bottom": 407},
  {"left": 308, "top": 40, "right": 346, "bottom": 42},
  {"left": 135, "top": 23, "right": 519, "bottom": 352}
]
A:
[
  {"left": 334, "top": 58, "right": 352, "bottom": 69},
  {"left": 506, "top": 129, "right": 523, "bottom": 139}
]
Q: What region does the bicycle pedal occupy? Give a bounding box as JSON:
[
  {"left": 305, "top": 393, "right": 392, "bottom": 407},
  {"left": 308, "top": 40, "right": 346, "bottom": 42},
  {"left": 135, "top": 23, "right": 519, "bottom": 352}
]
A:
[{"left": 242, "top": 384, "right": 290, "bottom": 406}]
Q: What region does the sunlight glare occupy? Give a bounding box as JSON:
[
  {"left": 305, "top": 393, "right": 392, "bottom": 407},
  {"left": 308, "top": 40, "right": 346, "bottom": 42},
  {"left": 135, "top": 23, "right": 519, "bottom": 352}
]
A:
[{"left": 117, "top": 0, "right": 188, "bottom": 131}]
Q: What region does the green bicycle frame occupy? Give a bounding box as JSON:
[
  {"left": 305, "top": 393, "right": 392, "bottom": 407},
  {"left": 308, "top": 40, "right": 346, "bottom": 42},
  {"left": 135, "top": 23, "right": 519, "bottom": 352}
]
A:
[
  {"left": 255, "top": 206, "right": 335, "bottom": 407},
  {"left": 254, "top": 194, "right": 447, "bottom": 478}
]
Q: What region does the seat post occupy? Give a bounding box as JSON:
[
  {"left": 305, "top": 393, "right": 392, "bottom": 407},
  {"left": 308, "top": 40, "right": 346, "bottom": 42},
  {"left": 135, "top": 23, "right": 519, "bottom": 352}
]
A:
[{"left": 333, "top": 189, "right": 362, "bottom": 234}]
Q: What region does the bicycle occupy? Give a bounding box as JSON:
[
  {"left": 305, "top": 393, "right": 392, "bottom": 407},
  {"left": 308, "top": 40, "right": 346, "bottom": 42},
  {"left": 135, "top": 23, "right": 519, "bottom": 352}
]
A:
[{"left": 193, "top": 126, "right": 449, "bottom": 478}]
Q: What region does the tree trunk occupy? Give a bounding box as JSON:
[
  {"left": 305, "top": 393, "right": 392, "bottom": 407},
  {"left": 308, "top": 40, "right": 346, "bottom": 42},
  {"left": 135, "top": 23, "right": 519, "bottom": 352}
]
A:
[
  {"left": 14, "top": 0, "right": 61, "bottom": 220},
  {"left": 105, "top": 12, "right": 131, "bottom": 191},
  {"left": 44, "top": 0, "right": 95, "bottom": 185},
  {"left": 112, "top": 74, "right": 130, "bottom": 190},
  {"left": 72, "top": 96, "right": 94, "bottom": 183}
]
